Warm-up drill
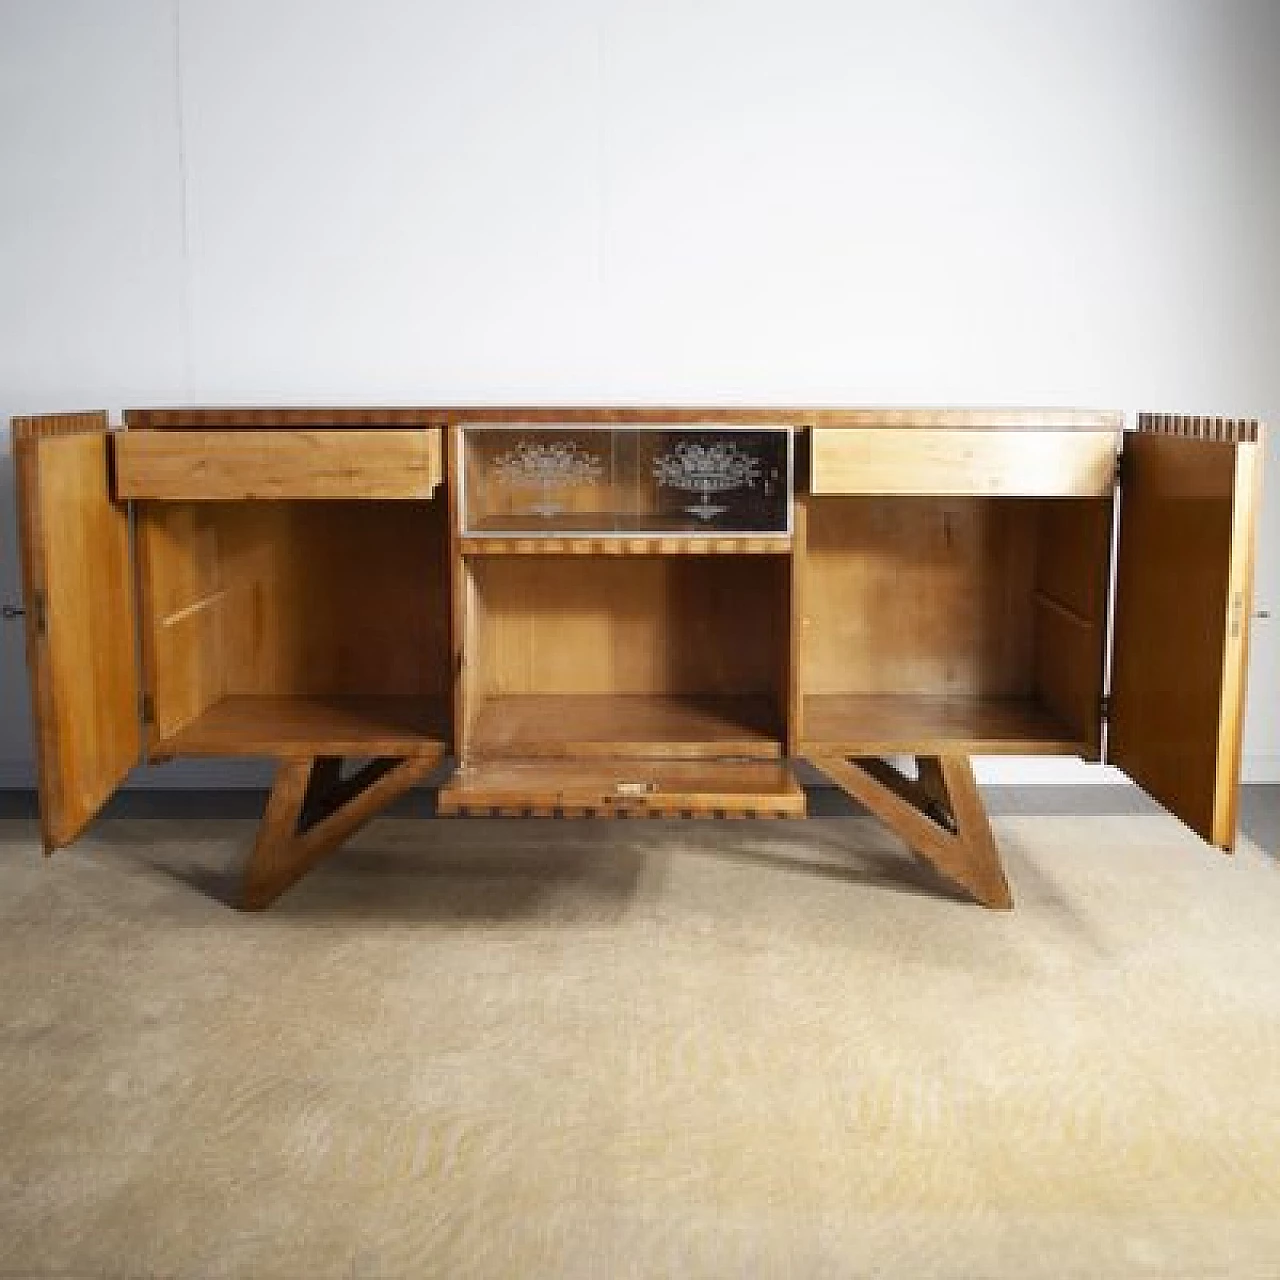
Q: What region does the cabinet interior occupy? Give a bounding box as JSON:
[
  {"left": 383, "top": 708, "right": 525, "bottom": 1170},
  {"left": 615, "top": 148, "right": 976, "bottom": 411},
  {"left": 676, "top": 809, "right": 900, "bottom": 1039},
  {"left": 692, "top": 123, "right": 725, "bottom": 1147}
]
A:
[
  {"left": 801, "top": 495, "right": 1111, "bottom": 754},
  {"left": 460, "top": 553, "right": 790, "bottom": 758},
  {"left": 138, "top": 498, "right": 451, "bottom": 755},
  {"left": 132, "top": 489, "right": 1112, "bottom": 761}
]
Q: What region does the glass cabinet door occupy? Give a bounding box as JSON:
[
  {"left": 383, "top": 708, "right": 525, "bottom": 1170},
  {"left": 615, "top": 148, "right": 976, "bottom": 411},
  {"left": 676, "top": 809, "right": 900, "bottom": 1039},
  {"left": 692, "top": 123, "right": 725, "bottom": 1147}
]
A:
[{"left": 460, "top": 424, "right": 793, "bottom": 536}]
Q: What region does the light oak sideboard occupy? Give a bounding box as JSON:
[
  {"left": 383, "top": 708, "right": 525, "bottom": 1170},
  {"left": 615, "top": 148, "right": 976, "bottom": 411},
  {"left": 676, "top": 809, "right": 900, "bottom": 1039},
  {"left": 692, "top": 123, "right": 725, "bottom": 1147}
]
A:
[{"left": 11, "top": 407, "right": 1262, "bottom": 910}]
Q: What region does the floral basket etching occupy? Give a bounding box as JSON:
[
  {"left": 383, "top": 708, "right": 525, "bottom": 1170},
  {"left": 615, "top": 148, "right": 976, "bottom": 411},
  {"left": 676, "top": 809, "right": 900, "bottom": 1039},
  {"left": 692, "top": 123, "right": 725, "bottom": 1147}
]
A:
[
  {"left": 491, "top": 438, "right": 605, "bottom": 518},
  {"left": 651, "top": 438, "right": 764, "bottom": 521}
]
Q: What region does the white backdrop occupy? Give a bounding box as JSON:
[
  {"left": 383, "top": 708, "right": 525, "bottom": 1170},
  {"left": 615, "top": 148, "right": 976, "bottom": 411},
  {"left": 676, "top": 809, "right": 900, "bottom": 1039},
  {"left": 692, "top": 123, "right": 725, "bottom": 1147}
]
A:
[{"left": 2, "top": 0, "right": 1278, "bottom": 787}]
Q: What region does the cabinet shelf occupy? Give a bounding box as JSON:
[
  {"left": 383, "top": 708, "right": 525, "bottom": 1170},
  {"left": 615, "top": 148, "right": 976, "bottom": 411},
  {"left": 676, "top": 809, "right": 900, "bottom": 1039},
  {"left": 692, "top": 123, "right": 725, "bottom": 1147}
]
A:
[
  {"left": 467, "top": 693, "right": 784, "bottom": 759},
  {"left": 158, "top": 695, "right": 450, "bottom": 758},
  {"left": 801, "top": 694, "right": 1087, "bottom": 756}
]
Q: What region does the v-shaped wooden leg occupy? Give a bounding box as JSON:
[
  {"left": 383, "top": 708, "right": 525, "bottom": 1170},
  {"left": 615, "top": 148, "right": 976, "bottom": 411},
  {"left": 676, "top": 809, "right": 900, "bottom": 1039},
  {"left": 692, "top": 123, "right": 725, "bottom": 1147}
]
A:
[
  {"left": 243, "top": 751, "right": 444, "bottom": 909},
  {"left": 811, "top": 753, "right": 1013, "bottom": 909}
]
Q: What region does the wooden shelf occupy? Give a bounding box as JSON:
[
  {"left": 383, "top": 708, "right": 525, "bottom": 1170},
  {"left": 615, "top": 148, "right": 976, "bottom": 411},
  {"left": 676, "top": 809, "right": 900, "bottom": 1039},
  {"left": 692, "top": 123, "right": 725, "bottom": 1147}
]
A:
[
  {"left": 801, "top": 694, "right": 1087, "bottom": 756},
  {"left": 439, "top": 758, "right": 804, "bottom": 819},
  {"left": 159, "top": 695, "right": 449, "bottom": 758},
  {"left": 468, "top": 693, "right": 784, "bottom": 759},
  {"left": 463, "top": 535, "right": 791, "bottom": 556}
]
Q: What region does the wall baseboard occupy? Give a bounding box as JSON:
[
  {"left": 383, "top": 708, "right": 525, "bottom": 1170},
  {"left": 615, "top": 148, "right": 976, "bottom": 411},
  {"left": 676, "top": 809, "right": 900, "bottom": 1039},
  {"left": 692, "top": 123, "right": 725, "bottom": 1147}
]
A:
[
  {"left": 2, "top": 756, "right": 1278, "bottom": 793},
  {"left": 0, "top": 783, "right": 1200, "bottom": 822},
  {"left": 1243, "top": 754, "right": 1280, "bottom": 784}
]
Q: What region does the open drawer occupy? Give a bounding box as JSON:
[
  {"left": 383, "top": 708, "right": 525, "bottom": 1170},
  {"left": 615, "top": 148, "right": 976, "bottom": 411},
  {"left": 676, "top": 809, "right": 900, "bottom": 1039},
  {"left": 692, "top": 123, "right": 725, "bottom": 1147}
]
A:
[
  {"left": 438, "top": 759, "right": 806, "bottom": 819},
  {"left": 114, "top": 428, "right": 443, "bottom": 500},
  {"left": 810, "top": 428, "right": 1119, "bottom": 497}
]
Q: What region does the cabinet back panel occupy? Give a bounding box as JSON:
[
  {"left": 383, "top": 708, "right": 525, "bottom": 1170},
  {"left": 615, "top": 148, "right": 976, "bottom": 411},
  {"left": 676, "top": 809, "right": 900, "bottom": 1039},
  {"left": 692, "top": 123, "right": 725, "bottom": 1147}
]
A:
[
  {"left": 472, "top": 556, "right": 786, "bottom": 696},
  {"left": 142, "top": 500, "right": 449, "bottom": 735},
  {"left": 803, "top": 498, "right": 1039, "bottom": 696}
]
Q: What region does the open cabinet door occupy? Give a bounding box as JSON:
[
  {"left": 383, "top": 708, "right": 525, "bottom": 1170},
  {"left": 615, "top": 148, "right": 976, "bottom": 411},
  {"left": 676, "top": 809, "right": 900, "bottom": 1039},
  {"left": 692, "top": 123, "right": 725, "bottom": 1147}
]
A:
[
  {"left": 12, "top": 412, "right": 141, "bottom": 852},
  {"left": 1109, "top": 414, "right": 1263, "bottom": 849}
]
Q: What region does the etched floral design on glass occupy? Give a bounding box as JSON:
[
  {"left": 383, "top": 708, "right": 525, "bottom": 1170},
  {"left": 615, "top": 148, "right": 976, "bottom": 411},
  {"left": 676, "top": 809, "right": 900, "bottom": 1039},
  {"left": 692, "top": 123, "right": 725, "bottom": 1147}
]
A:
[
  {"left": 491, "top": 438, "right": 605, "bottom": 518},
  {"left": 651, "top": 438, "right": 763, "bottom": 521}
]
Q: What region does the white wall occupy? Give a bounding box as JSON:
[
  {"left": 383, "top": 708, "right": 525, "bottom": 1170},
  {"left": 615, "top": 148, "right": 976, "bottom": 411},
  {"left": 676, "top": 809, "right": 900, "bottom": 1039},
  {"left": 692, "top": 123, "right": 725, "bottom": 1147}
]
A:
[{"left": 2, "top": 0, "right": 1278, "bottom": 787}]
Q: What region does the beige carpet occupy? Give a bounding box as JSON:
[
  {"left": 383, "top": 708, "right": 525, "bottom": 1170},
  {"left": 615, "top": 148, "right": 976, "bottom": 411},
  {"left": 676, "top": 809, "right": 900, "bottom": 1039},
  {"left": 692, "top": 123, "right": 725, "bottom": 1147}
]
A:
[{"left": 2, "top": 811, "right": 1280, "bottom": 1279}]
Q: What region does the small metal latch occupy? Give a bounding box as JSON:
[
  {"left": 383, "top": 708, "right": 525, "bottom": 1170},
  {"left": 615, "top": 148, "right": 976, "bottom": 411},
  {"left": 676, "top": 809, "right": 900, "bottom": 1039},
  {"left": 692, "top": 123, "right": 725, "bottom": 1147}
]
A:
[
  {"left": 1100, "top": 694, "right": 1111, "bottom": 720},
  {"left": 614, "top": 780, "right": 658, "bottom": 797},
  {"left": 1, "top": 605, "right": 25, "bottom": 620}
]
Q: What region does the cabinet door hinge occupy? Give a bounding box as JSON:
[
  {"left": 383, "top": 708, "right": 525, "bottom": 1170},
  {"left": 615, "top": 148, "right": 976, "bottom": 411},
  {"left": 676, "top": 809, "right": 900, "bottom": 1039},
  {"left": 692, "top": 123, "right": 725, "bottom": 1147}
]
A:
[
  {"left": 1100, "top": 694, "right": 1111, "bottom": 720},
  {"left": 1114, "top": 452, "right": 1126, "bottom": 486},
  {"left": 139, "top": 692, "right": 155, "bottom": 725},
  {"left": 32, "top": 590, "right": 47, "bottom": 637}
]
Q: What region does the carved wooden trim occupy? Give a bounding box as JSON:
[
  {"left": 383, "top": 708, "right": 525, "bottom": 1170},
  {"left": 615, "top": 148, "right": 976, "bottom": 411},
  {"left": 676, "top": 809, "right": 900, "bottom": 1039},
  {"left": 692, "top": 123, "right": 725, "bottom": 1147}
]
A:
[{"left": 1136, "top": 413, "right": 1259, "bottom": 443}]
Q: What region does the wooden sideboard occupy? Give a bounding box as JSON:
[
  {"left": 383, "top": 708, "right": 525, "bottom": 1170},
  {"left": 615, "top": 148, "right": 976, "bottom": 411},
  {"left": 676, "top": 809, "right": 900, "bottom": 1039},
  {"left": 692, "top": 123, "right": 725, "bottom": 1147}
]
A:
[{"left": 11, "top": 406, "right": 1263, "bottom": 910}]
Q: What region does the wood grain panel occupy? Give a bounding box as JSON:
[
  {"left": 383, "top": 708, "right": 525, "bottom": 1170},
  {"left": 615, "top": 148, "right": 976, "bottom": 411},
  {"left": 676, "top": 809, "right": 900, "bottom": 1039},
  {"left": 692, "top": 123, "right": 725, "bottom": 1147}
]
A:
[
  {"left": 438, "top": 758, "right": 805, "bottom": 818},
  {"left": 1109, "top": 418, "right": 1263, "bottom": 848},
  {"left": 214, "top": 501, "right": 447, "bottom": 698},
  {"left": 468, "top": 693, "right": 782, "bottom": 759},
  {"left": 151, "top": 601, "right": 224, "bottom": 741},
  {"left": 811, "top": 429, "right": 1118, "bottom": 497},
  {"left": 138, "top": 499, "right": 451, "bottom": 753},
  {"left": 1032, "top": 603, "right": 1102, "bottom": 759},
  {"left": 1031, "top": 498, "right": 1113, "bottom": 754},
  {"left": 472, "top": 555, "right": 786, "bottom": 699},
  {"left": 114, "top": 429, "right": 441, "bottom": 499},
  {"left": 803, "top": 498, "right": 1039, "bottom": 697},
  {"left": 134, "top": 504, "right": 224, "bottom": 749},
  {"left": 137, "top": 504, "right": 221, "bottom": 618},
  {"left": 11, "top": 416, "right": 139, "bottom": 849},
  {"left": 160, "top": 694, "right": 448, "bottom": 757},
  {"left": 801, "top": 694, "right": 1083, "bottom": 755}
]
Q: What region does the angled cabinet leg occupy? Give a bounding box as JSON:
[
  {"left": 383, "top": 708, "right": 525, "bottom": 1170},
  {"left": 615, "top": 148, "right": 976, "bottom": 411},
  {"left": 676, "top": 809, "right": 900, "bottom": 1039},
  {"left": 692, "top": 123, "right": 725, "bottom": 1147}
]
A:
[
  {"left": 243, "top": 759, "right": 313, "bottom": 909},
  {"left": 243, "top": 752, "right": 443, "bottom": 910},
  {"left": 935, "top": 756, "right": 1011, "bottom": 909},
  {"left": 811, "top": 753, "right": 1013, "bottom": 909}
]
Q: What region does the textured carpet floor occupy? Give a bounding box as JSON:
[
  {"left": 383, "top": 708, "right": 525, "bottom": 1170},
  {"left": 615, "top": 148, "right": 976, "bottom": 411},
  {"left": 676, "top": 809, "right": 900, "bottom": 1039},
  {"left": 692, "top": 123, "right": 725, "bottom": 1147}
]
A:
[{"left": 2, "top": 812, "right": 1280, "bottom": 1279}]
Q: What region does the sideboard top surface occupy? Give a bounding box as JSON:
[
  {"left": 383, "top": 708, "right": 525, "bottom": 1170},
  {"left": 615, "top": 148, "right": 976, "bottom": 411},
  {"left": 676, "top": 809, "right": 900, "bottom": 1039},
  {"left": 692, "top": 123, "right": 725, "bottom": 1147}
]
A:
[{"left": 122, "top": 406, "right": 1126, "bottom": 431}]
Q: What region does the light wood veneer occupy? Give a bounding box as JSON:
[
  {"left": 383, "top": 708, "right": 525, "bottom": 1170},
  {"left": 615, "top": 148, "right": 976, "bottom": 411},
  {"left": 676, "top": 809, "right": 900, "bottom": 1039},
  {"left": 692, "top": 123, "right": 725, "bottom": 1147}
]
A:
[{"left": 10, "top": 406, "right": 1262, "bottom": 911}]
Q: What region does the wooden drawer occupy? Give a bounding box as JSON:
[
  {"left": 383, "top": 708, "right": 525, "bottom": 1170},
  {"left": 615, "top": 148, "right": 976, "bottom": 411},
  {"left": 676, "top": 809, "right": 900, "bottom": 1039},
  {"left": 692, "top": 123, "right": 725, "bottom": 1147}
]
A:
[
  {"left": 438, "top": 759, "right": 806, "bottom": 819},
  {"left": 810, "top": 429, "right": 1118, "bottom": 497},
  {"left": 114, "top": 429, "right": 442, "bottom": 500}
]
